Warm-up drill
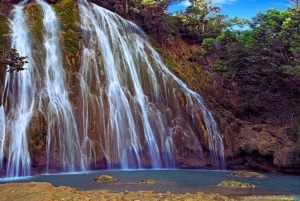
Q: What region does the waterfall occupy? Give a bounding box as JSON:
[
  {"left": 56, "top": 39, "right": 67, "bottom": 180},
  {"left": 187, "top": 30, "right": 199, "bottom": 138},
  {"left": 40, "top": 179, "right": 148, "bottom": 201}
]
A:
[
  {"left": 0, "top": 106, "right": 5, "bottom": 171},
  {"left": 36, "top": 0, "right": 85, "bottom": 172},
  {"left": 0, "top": 0, "right": 225, "bottom": 177},
  {"left": 79, "top": 3, "right": 163, "bottom": 168},
  {"left": 0, "top": 2, "right": 35, "bottom": 177},
  {"left": 77, "top": 1, "right": 225, "bottom": 169}
]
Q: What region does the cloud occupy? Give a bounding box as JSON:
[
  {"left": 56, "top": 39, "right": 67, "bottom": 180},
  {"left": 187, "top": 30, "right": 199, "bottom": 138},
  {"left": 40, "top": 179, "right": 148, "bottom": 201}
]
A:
[{"left": 180, "top": 0, "right": 191, "bottom": 7}]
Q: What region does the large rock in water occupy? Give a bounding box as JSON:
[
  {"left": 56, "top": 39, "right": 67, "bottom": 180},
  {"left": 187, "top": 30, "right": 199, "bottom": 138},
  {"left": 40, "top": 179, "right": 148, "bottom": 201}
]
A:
[
  {"left": 228, "top": 170, "right": 267, "bottom": 178},
  {"left": 93, "top": 175, "right": 117, "bottom": 182},
  {"left": 218, "top": 180, "right": 256, "bottom": 188}
]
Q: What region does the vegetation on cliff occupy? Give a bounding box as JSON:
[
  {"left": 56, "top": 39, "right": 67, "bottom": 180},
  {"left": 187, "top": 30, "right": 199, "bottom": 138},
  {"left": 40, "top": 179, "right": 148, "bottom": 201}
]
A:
[
  {"left": 53, "top": 0, "right": 81, "bottom": 71},
  {"left": 200, "top": 5, "right": 300, "bottom": 123},
  {"left": 0, "top": 49, "right": 28, "bottom": 72}
]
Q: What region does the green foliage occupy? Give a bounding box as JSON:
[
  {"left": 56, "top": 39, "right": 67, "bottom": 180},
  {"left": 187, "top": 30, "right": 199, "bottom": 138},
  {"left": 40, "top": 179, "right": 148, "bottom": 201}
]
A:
[
  {"left": 173, "top": 0, "right": 249, "bottom": 44},
  {"left": 201, "top": 37, "right": 215, "bottom": 50},
  {"left": 177, "top": 0, "right": 223, "bottom": 42},
  {"left": 198, "top": 6, "right": 300, "bottom": 120},
  {"left": 165, "top": 58, "right": 178, "bottom": 68},
  {"left": 0, "top": 49, "right": 28, "bottom": 72},
  {"left": 210, "top": 59, "right": 228, "bottom": 72}
]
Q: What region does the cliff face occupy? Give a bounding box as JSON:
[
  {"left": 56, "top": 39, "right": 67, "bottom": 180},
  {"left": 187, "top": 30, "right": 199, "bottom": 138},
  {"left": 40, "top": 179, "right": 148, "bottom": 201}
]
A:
[
  {"left": 160, "top": 38, "right": 300, "bottom": 174},
  {"left": 0, "top": 0, "right": 299, "bottom": 174}
]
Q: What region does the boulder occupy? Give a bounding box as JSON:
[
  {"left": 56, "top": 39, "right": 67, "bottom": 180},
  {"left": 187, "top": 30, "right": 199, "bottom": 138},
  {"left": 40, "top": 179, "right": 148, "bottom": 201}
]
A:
[
  {"left": 93, "top": 175, "right": 117, "bottom": 182},
  {"left": 218, "top": 180, "right": 255, "bottom": 188},
  {"left": 228, "top": 170, "right": 267, "bottom": 178}
]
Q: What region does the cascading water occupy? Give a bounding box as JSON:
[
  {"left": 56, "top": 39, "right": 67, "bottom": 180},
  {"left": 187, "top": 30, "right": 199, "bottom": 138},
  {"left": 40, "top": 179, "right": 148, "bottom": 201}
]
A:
[
  {"left": 0, "top": 106, "right": 5, "bottom": 171},
  {"left": 78, "top": 2, "right": 163, "bottom": 169},
  {"left": 35, "top": 0, "right": 85, "bottom": 172},
  {"left": 0, "top": 0, "right": 225, "bottom": 177},
  {"left": 77, "top": 1, "right": 225, "bottom": 169},
  {"left": 0, "top": 2, "right": 35, "bottom": 177}
]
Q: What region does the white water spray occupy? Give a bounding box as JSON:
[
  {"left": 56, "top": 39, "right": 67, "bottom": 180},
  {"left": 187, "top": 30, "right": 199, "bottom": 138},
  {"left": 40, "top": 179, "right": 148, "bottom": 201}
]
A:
[
  {"left": 77, "top": 2, "right": 225, "bottom": 169},
  {"left": 0, "top": 2, "right": 35, "bottom": 177},
  {"left": 36, "top": 0, "right": 85, "bottom": 172}
]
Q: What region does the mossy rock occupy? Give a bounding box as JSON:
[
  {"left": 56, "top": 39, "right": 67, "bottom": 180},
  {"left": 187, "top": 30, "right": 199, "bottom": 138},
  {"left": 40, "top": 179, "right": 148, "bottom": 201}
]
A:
[
  {"left": 27, "top": 111, "right": 47, "bottom": 155},
  {"left": 138, "top": 178, "right": 156, "bottom": 184},
  {"left": 218, "top": 180, "right": 255, "bottom": 188},
  {"left": 0, "top": 15, "right": 10, "bottom": 50},
  {"left": 165, "top": 58, "right": 178, "bottom": 69},
  {"left": 228, "top": 170, "right": 267, "bottom": 178},
  {"left": 24, "top": 2, "right": 44, "bottom": 43},
  {"left": 53, "top": 0, "right": 81, "bottom": 72},
  {"left": 93, "top": 175, "right": 117, "bottom": 182}
]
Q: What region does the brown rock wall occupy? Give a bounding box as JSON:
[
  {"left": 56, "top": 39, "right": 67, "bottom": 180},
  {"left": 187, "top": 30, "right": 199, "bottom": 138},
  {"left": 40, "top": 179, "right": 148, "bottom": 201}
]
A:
[{"left": 220, "top": 112, "right": 299, "bottom": 173}]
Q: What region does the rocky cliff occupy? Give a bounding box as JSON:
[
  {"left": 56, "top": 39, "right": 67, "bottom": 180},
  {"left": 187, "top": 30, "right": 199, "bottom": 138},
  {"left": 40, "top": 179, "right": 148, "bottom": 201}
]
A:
[
  {"left": 159, "top": 33, "right": 300, "bottom": 174},
  {"left": 161, "top": 35, "right": 300, "bottom": 173}
]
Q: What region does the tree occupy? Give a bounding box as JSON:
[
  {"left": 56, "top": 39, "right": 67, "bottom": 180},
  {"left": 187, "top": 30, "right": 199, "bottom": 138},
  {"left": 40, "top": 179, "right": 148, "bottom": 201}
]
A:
[
  {"left": 176, "top": 0, "right": 231, "bottom": 43},
  {"left": 284, "top": 1, "right": 300, "bottom": 69},
  {"left": 198, "top": 7, "right": 300, "bottom": 120},
  {"left": 188, "top": 0, "right": 220, "bottom": 34},
  {"left": 0, "top": 49, "right": 28, "bottom": 73},
  {"left": 130, "top": 0, "right": 184, "bottom": 44},
  {"left": 290, "top": 0, "right": 299, "bottom": 8}
]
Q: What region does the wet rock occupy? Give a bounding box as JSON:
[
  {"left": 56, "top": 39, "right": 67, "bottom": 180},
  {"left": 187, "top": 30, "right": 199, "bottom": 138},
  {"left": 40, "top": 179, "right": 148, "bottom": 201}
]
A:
[
  {"left": 218, "top": 180, "right": 255, "bottom": 188},
  {"left": 228, "top": 170, "right": 267, "bottom": 178},
  {"left": 93, "top": 174, "right": 117, "bottom": 182},
  {"left": 138, "top": 178, "right": 156, "bottom": 184}
]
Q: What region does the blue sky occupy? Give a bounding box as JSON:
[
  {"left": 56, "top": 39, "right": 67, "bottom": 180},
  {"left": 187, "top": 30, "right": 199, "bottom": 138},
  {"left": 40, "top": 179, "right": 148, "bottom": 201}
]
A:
[{"left": 169, "top": 0, "right": 293, "bottom": 19}]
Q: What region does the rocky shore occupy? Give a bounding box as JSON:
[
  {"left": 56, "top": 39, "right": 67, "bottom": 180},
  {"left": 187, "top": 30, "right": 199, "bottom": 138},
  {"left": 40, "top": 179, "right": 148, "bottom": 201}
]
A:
[{"left": 0, "top": 182, "right": 297, "bottom": 201}]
